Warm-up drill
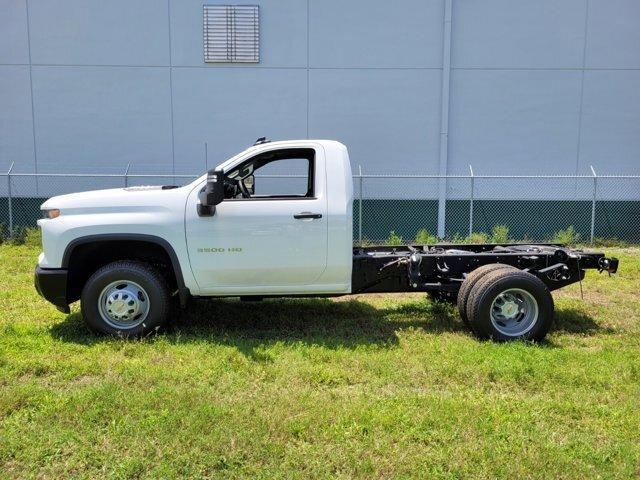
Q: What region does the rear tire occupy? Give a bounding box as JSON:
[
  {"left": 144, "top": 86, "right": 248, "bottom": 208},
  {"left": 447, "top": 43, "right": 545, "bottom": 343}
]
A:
[
  {"left": 81, "top": 260, "right": 171, "bottom": 337},
  {"left": 465, "top": 269, "right": 554, "bottom": 342},
  {"left": 456, "top": 263, "right": 517, "bottom": 326}
]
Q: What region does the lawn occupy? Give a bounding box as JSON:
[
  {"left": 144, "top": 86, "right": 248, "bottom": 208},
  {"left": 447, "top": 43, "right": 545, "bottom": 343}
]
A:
[{"left": 1, "top": 243, "right": 639, "bottom": 479}]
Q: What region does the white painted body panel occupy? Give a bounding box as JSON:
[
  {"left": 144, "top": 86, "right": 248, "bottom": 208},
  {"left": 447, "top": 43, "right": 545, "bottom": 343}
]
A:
[
  {"left": 37, "top": 140, "right": 353, "bottom": 296},
  {"left": 37, "top": 185, "right": 200, "bottom": 292}
]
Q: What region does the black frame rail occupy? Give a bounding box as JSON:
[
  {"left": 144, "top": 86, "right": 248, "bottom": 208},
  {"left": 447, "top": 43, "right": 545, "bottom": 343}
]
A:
[{"left": 352, "top": 243, "right": 618, "bottom": 295}]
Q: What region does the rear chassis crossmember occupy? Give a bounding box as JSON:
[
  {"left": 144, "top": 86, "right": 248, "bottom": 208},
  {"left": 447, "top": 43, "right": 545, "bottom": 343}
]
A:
[{"left": 351, "top": 243, "right": 618, "bottom": 295}]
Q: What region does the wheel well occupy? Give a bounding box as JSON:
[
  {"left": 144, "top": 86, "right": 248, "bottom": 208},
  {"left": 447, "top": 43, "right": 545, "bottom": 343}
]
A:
[{"left": 65, "top": 240, "right": 179, "bottom": 303}]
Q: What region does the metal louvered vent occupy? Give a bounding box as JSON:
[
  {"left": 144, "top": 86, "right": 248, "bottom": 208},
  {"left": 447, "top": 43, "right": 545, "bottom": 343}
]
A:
[{"left": 203, "top": 5, "right": 259, "bottom": 63}]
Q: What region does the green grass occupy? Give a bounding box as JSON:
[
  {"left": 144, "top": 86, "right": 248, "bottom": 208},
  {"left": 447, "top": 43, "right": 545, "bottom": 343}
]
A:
[{"left": 1, "top": 244, "right": 639, "bottom": 479}]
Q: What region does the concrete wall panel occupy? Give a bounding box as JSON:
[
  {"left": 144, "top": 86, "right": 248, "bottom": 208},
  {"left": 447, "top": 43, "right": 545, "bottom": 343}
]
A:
[
  {"left": 449, "top": 70, "right": 582, "bottom": 174},
  {"left": 31, "top": 66, "right": 173, "bottom": 173},
  {"left": 310, "top": 0, "right": 444, "bottom": 68},
  {"left": 579, "top": 70, "right": 640, "bottom": 175},
  {"left": 452, "top": 0, "right": 587, "bottom": 68},
  {"left": 309, "top": 69, "right": 441, "bottom": 174},
  {"left": 0, "top": 0, "right": 29, "bottom": 64},
  {"left": 28, "top": 0, "right": 170, "bottom": 66},
  {"left": 586, "top": 0, "right": 640, "bottom": 68},
  {"left": 0, "top": 66, "right": 35, "bottom": 173},
  {"left": 171, "top": 68, "right": 307, "bottom": 174}
]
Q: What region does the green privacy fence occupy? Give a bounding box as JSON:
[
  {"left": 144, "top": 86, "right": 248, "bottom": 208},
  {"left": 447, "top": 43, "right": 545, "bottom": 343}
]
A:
[
  {"left": 351, "top": 171, "right": 640, "bottom": 244},
  {"left": 2, "top": 170, "right": 639, "bottom": 244},
  {"left": 353, "top": 199, "right": 640, "bottom": 244}
]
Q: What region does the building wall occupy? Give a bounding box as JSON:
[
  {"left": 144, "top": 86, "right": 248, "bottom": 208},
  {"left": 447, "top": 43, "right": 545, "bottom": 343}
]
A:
[{"left": 1, "top": 0, "right": 639, "bottom": 180}]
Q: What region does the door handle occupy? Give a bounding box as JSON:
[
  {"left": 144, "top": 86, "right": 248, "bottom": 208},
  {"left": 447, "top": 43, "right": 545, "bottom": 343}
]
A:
[{"left": 294, "top": 212, "right": 322, "bottom": 219}]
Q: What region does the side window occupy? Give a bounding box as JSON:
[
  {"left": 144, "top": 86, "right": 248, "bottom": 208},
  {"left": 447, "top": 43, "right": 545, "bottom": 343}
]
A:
[
  {"left": 224, "top": 148, "right": 315, "bottom": 200},
  {"left": 254, "top": 157, "right": 310, "bottom": 196}
]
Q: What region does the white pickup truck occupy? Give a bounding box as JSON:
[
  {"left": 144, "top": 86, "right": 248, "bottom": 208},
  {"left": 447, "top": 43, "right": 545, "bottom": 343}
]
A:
[{"left": 35, "top": 139, "right": 618, "bottom": 341}]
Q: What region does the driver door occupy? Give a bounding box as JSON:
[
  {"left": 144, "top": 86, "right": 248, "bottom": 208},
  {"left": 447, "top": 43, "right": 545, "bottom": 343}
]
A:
[{"left": 185, "top": 146, "right": 328, "bottom": 294}]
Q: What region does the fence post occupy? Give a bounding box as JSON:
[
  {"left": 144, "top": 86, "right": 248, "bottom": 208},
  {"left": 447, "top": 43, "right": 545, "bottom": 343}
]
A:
[
  {"left": 358, "top": 165, "right": 363, "bottom": 245},
  {"left": 468, "top": 165, "right": 474, "bottom": 237},
  {"left": 590, "top": 165, "right": 597, "bottom": 244},
  {"left": 124, "top": 162, "right": 131, "bottom": 188},
  {"left": 6, "top": 162, "right": 14, "bottom": 237}
]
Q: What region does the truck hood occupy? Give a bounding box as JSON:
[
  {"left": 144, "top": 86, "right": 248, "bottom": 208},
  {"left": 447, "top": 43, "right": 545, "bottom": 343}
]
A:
[{"left": 41, "top": 185, "right": 187, "bottom": 213}]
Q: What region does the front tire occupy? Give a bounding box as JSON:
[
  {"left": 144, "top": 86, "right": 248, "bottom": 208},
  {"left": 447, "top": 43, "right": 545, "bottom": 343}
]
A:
[{"left": 81, "top": 261, "right": 171, "bottom": 337}]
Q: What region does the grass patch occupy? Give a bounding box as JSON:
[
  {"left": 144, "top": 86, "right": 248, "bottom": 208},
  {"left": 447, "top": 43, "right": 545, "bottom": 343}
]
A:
[
  {"left": 1, "top": 244, "right": 639, "bottom": 478},
  {"left": 551, "top": 226, "right": 581, "bottom": 245}
]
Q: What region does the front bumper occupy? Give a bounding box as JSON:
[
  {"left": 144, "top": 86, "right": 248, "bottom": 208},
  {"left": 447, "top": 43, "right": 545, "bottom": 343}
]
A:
[{"left": 34, "top": 266, "right": 70, "bottom": 313}]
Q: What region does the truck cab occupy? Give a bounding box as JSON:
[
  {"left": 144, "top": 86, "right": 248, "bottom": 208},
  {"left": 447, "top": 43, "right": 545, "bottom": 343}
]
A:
[{"left": 185, "top": 140, "right": 353, "bottom": 296}]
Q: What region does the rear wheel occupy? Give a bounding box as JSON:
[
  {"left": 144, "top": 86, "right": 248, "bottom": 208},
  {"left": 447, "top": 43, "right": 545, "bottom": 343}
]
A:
[
  {"left": 465, "top": 269, "right": 554, "bottom": 342},
  {"left": 456, "top": 263, "right": 517, "bottom": 326},
  {"left": 81, "top": 261, "right": 171, "bottom": 337}
]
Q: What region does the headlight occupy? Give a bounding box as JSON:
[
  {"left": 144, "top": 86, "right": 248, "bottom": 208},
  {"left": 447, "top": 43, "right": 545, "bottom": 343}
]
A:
[{"left": 42, "top": 208, "right": 60, "bottom": 219}]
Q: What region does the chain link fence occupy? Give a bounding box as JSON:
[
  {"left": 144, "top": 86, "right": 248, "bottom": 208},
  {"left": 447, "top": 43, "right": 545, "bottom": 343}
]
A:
[
  {"left": 2, "top": 165, "right": 639, "bottom": 244},
  {"left": 353, "top": 171, "right": 640, "bottom": 244}
]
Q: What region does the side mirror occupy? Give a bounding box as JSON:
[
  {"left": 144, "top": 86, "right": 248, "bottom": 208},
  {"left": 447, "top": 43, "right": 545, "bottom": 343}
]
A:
[
  {"left": 197, "top": 169, "right": 224, "bottom": 217},
  {"left": 242, "top": 175, "right": 255, "bottom": 195}
]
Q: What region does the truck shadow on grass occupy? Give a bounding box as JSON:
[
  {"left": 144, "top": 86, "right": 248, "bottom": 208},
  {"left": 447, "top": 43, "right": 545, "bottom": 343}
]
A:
[
  {"left": 50, "top": 298, "right": 462, "bottom": 352},
  {"left": 50, "top": 297, "right": 610, "bottom": 354},
  {"left": 552, "top": 307, "right": 615, "bottom": 335}
]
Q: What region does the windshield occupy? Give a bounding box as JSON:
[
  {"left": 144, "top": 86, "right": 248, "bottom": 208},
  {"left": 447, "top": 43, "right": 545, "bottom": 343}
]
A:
[{"left": 186, "top": 145, "right": 258, "bottom": 188}]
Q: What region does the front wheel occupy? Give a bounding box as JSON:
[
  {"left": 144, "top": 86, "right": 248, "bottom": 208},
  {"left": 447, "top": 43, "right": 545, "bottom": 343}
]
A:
[{"left": 81, "top": 261, "right": 172, "bottom": 337}]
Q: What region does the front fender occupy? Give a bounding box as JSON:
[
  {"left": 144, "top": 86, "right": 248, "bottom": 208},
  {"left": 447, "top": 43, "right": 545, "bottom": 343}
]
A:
[{"left": 61, "top": 232, "right": 192, "bottom": 307}]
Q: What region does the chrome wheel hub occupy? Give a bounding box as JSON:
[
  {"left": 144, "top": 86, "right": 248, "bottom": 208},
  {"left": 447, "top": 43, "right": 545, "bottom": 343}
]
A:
[
  {"left": 490, "top": 288, "right": 539, "bottom": 337},
  {"left": 98, "top": 280, "right": 150, "bottom": 328},
  {"left": 499, "top": 300, "right": 519, "bottom": 318}
]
